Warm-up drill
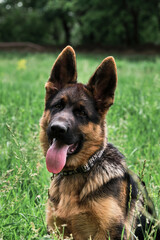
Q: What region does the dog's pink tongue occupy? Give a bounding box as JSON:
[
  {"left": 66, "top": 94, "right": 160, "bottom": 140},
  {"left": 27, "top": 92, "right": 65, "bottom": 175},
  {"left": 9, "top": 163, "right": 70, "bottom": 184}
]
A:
[{"left": 46, "top": 141, "right": 69, "bottom": 174}]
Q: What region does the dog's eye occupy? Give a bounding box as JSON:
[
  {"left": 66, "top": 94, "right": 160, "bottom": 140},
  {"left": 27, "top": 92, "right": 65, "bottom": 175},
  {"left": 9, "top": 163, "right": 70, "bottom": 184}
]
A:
[
  {"left": 54, "top": 101, "right": 64, "bottom": 110},
  {"left": 55, "top": 103, "right": 62, "bottom": 109},
  {"left": 74, "top": 109, "right": 87, "bottom": 117}
]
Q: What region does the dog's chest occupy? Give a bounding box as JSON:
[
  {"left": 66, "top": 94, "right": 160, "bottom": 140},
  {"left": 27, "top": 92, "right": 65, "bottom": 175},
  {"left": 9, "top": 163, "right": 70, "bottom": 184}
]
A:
[
  {"left": 49, "top": 175, "right": 87, "bottom": 218},
  {"left": 56, "top": 189, "right": 82, "bottom": 219},
  {"left": 49, "top": 175, "right": 99, "bottom": 239}
]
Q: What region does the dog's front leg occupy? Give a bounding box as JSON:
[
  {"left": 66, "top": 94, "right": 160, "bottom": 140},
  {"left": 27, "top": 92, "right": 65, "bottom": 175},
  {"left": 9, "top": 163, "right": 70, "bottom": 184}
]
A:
[
  {"left": 93, "top": 230, "right": 127, "bottom": 240},
  {"left": 90, "top": 197, "right": 127, "bottom": 240},
  {"left": 46, "top": 200, "right": 71, "bottom": 237},
  {"left": 46, "top": 199, "right": 55, "bottom": 233},
  {"left": 93, "top": 229, "right": 107, "bottom": 240}
]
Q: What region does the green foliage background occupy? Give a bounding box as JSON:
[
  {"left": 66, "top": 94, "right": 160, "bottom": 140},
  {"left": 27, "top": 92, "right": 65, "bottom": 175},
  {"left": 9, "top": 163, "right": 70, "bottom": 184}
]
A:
[
  {"left": 0, "top": 0, "right": 160, "bottom": 47},
  {"left": 0, "top": 51, "right": 160, "bottom": 239}
]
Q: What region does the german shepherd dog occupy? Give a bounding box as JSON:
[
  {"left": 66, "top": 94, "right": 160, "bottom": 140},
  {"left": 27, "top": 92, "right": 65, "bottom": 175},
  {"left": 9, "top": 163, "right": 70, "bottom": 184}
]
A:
[{"left": 40, "top": 46, "right": 160, "bottom": 239}]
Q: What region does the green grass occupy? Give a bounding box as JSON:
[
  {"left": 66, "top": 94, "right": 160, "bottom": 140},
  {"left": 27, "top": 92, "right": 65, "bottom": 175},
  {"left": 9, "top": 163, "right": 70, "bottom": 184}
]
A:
[{"left": 0, "top": 51, "right": 160, "bottom": 239}]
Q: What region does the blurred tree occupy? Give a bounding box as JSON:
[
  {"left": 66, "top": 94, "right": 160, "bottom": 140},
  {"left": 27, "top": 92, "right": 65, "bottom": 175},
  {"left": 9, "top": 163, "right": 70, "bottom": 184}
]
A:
[
  {"left": 44, "top": 0, "right": 75, "bottom": 44},
  {"left": 73, "top": 0, "right": 160, "bottom": 46},
  {"left": 0, "top": 0, "right": 159, "bottom": 47},
  {"left": 119, "top": 0, "right": 160, "bottom": 46},
  {"left": 0, "top": 0, "right": 49, "bottom": 43}
]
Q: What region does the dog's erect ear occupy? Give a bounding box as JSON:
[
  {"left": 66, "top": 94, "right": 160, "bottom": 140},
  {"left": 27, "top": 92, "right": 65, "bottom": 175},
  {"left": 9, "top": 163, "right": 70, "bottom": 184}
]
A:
[
  {"left": 45, "top": 46, "right": 77, "bottom": 100},
  {"left": 87, "top": 57, "right": 117, "bottom": 113}
]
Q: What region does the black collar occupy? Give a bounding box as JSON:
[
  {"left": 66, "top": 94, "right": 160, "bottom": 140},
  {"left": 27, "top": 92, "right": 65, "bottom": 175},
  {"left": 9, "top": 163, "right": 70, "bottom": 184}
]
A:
[{"left": 58, "top": 149, "right": 104, "bottom": 176}]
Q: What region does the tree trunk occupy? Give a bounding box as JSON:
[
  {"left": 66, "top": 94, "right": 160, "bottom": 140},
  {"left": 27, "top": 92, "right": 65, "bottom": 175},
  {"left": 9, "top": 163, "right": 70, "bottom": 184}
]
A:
[
  {"left": 62, "top": 18, "right": 71, "bottom": 45},
  {"left": 131, "top": 10, "right": 139, "bottom": 45},
  {"left": 123, "top": 21, "right": 131, "bottom": 46}
]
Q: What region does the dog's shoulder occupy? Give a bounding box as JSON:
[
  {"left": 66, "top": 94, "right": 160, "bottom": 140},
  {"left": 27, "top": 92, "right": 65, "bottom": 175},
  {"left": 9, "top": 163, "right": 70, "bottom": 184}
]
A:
[
  {"left": 80, "top": 143, "right": 127, "bottom": 200},
  {"left": 98, "top": 142, "right": 126, "bottom": 172}
]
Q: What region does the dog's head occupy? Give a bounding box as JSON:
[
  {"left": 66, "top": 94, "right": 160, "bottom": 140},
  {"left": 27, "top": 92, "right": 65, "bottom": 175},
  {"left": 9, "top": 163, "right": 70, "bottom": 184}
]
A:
[{"left": 40, "top": 46, "right": 117, "bottom": 173}]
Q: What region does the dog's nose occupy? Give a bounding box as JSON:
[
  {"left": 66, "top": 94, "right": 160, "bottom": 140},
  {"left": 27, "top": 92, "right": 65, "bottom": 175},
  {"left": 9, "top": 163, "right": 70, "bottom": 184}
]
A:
[{"left": 51, "top": 122, "right": 68, "bottom": 135}]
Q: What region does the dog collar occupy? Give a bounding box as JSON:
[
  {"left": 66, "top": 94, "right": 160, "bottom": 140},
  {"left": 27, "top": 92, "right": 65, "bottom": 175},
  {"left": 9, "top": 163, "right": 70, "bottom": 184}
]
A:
[{"left": 59, "top": 149, "right": 104, "bottom": 176}]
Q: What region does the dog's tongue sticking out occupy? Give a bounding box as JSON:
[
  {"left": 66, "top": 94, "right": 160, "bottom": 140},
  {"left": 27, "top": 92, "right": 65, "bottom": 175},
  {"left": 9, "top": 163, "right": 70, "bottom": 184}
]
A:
[{"left": 46, "top": 140, "right": 69, "bottom": 173}]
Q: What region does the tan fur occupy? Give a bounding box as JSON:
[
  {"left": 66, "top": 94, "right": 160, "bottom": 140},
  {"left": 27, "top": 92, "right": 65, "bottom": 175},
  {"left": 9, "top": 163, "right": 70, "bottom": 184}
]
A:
[
  {"left": 80, "top": 164, "right": 125, "bottom": 200},
  {"left": 90, "top": 197, "right": 124, "bottom": 239},
  {"left": 39, "top": 110, "right": 51, "bottom": 155},
  {"left": 45, "top": 81, "right": 57, "bottom": 102},
  {"left": 47, "top": 173, "right": 129, "bottom": 240}
]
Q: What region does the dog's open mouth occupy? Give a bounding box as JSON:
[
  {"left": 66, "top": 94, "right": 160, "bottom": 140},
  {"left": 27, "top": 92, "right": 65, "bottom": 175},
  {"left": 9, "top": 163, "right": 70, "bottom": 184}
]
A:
[
  {"left": 67, "top": 141, "right": 79, "bottom": 155},
  {"left": 46, "top": 139, "right": 79, "bottom": 174}
]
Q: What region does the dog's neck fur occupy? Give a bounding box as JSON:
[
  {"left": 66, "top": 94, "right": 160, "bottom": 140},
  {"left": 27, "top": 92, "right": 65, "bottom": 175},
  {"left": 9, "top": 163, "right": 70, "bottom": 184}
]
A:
[
  {"left": 58, "top": 148, "right": 104, "bottom": 176},
  {"left": 79, "top": 143, "right": 126, "bottom": 200}
]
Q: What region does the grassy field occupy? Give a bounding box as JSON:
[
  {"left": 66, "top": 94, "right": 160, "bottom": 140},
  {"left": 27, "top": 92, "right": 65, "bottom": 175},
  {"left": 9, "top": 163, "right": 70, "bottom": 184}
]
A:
[{"left": 0, "top": 50, "right": 160, "bottom": 239}]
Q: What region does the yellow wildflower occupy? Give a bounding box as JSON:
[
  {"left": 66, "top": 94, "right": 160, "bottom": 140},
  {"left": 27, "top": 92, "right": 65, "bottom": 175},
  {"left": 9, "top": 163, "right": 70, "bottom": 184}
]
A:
[{"left": 17, "top": 59, "right": 27, "bottom": 70}]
